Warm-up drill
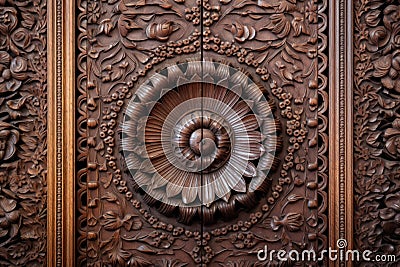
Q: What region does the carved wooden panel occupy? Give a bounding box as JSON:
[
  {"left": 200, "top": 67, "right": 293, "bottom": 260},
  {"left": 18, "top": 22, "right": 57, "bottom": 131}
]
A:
[
  {"left": 78, "top": 0, "right": 328, "bottom": 265},
  {"left": 0, "top": 0, "right": 47, "bottom": 266},
  {"left": 353, "top": 0, "right": 400, "bottom": 264}
]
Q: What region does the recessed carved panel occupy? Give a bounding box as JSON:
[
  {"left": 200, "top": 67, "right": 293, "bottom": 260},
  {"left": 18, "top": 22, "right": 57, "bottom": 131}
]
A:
[
  {"left": 354, "top": 1, "right": 400, "bottom": 264},
  {"left": 0, "top": 0, "right": 47, "bottom": 265},
  {"left": 79, "top": 0, "right": 327, "bottom": 265}
]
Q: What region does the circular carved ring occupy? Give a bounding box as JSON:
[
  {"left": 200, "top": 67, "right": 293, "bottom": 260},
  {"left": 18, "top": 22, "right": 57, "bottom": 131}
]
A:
[{"left": 122, "top": 61, "right": 281, "bottom": 224}]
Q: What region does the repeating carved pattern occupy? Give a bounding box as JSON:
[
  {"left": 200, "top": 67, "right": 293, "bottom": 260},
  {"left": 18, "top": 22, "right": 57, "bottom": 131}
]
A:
[
  {"left": 78, "top": 0, "right": 327, "bottom": 265},
  {"left": 77, "top": 0, "right": 89, "bottom": 265},
  {"left": 317, "top": 0, "right": 328, "bottom": 264},
  {"left": 354, "top": 0, "right": 400, "bottom": 263},
  {"left": 0, "top": 0, "right": 47, "bottom": 265}
]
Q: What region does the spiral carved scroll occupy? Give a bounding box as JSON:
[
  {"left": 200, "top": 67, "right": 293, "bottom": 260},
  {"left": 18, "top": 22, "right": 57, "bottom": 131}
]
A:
[{"left": 121, "top": 62, "right": 280, "bottom": 223}]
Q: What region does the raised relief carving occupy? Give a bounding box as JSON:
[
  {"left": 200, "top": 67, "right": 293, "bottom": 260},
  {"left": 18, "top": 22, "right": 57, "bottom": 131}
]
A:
[
  {"left": 80, "top": 0, "right": 326, "bottom": 265},
  {"left": 354, "top": 1, "right": 400, "bottom": 262},
  {"left": 0, "top": 0, "right": 47, "bottom": 265},
  {"left": 121, "top": 62, "right": 280, "bottom": 225}
]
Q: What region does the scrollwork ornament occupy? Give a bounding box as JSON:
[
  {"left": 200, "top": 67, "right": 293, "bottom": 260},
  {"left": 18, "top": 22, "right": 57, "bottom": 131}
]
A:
[
  {"left": 354, "top": 0, "right": 400, "bottom": 263},
  {"left": 82, "top": 0, "right": 323, "bottom": 265},
  {"left": 0, "top": 0, "right": 47, "bottom": 265}
]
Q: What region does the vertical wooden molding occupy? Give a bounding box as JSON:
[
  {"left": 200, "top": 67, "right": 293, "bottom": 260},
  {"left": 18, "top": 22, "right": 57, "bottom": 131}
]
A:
[
  {"left": 47, "top": 0, "right": 63, "bottom": 265},
  {"left": 328, "top": 1, "right": 339, "bottom": 264},
  {"left": 48, "top": 0, "right": 75, "bottom": 265},
  {"left": 329, "top": 0, "right": 353, "bottom": 266},
  {"left": 62, "top": 0, "right": 76, "bottom": 265},
  {"left": 345, "top": 0, "right": 354, "bottom": 260},
  {"left": 47, "top": 0, "right": 57, "bottom": 265}
]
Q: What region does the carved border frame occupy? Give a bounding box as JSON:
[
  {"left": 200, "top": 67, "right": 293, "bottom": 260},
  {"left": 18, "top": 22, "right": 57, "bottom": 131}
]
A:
[
  {"left": 328, "top": 0, "right": 354, "bottom": 266},
  {"left": 46, "top": 0, "right": 354, "bottom": 266},
  {"left": 48, "top": 0, "right": 76, "bottom": 266}
]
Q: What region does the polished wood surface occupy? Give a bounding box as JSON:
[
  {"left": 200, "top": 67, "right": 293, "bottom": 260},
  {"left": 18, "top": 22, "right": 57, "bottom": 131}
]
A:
[{"left": 0, "top": 0, "right": 398, "bottom": 266}]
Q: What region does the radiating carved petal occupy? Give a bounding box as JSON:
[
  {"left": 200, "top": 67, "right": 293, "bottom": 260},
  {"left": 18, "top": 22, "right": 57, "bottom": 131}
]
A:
[
  {"left": 201, "top": 177, "right": 215, "bottom": 205},
  {"left": 373, "top": 55, "right": 391, "bottom": 78},
  {"left": 241, "top": 114, "right": 259, "bottom": 131},
  {"left": 133, "top": 171, "right": 151, "bottom": 187},
  {"left": 249, "top": 171, "right": 267, "bottom": 192},
  {"left": 182, "top": 177, "right": 198, "bottom": 204},
  {"left": 232, "top": 177, "right": 246, "bottom": 193},
  {"left": 243, "top": 162, "right": 257, "bottom": 177},
  {"left": 125, "top": 153, "right": 141, "bottom": 169},
  {"left": 213, "top": 171, "right": 231, "bottom": 198},
  {"left": 0, "top": 198, "right": 17, "bottom": 213},
  {"left": 166, "top": 182, "right": 183, "bottom": 198}
]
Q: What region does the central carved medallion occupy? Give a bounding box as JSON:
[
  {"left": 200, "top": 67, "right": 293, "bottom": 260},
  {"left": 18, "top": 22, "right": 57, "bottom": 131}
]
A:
[{"left": 122, "top": 61, "right": 280, "bottom": 224}]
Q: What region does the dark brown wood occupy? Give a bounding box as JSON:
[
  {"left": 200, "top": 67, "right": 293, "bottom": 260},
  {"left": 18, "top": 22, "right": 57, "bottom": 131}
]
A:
[
  {"left": 77, "top": 0, "right": 329, "bottom": 266},
  {"left": 0, "top": 1, "right": 48, "bottom": 265},
  {"left": 353, "top": 1, "right": 400, "bottom": 264}
]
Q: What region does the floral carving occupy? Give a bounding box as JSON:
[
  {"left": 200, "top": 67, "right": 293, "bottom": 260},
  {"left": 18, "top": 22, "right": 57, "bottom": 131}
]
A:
[
  {"left": 0, "top": 52, "right": 29, "bottom": 92},
  {"left": 145, "top": 21, "right": 178, "bottom": 41},
  {"left": 82, "top": 0, "right": 323, "bottom": 265},
  {"left": 384, "top": 118, "right": 400, "bottom": 158},
  {"left": 354, "top": 0, "right": 400, "bottom": 262},
  {"left": 227, "top": 22, "right": 256, "bottom": 42},
  {"left": 0, "top": 197, "right": 19, "bottom": 241},
  {"left": 122, "top": 62, "right": 280, "bottom": 222},
  {"left": 269, "top": 212, "right": 304, "bottom": 232},
  {"left": 0, "top": 122, "right": 19, "bottom": 161},
  {"left": 0, "top": 0, "right": 47, "bottom": 265}
]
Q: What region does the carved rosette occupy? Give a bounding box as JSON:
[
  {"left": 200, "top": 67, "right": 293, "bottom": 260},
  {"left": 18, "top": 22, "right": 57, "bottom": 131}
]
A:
[{"left": 121, "top": 61, "right": 280, "bottom": 224}]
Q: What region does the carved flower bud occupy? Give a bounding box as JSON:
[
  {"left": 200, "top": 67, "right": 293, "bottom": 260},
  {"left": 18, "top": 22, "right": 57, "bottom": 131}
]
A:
[
  {"left": 229, "top": 22, "right": 256, "bottom": 43},
  {"left": 0, "top": 51, "right": 10, "bottom": 67},
  {"left": 0, "top": 7, "right": 18, "bottom": 34},
  {"left": 393, "top": 118, "right": 400, "bottom": 130},
  {"left": 10, "top": 57, "right": 28, "bottom": 80},
  {"left": 146, "top": 22, "right": 177, "bottom": 41},
  {"left": 11, "top": 28, "right": 31, "bottom": 49},
  {"left": 391, "top": 55, "right": 400, "bottom": 71}
]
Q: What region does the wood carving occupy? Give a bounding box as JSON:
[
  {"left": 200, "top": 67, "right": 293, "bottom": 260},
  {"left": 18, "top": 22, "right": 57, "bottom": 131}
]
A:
[
  {"left": 0, "top": 0, "right": 47, "bottom": 266},
  {"left": 121, "top": 62, "right": 280, "bottom": 224},
  {"left": 77, "top": 0, "right": 89, "bottom": 265},
  {"left": 354, "top": 0, "right": 400, "bottom": 264},
  {"left": 79, "top": 0, "right": 327, "bottom": 265}
]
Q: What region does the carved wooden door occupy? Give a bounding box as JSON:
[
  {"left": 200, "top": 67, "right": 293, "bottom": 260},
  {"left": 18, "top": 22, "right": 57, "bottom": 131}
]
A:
[
  {"left": 2, "top": 0, "right": 400, "bottom": 266},
  {"left": 76, "top": 0, "right": 326, "bottom": 265}
]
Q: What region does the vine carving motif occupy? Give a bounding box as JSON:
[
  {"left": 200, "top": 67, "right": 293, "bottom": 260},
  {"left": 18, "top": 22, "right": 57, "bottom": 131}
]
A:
[
  {"left": 80, "top": 0, "right": 327, "bottom": 265},
  {"left": 354, "top": 0, "right": 400, "bottom": 263},
  {"left": 0, "top": 0, "right": 47, "bottom": 265}
]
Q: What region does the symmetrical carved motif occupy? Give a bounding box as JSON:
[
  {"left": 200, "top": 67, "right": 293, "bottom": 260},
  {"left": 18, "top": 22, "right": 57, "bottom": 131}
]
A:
[
  {"left": 317, "top": 0, "right": 328, "bottom": 264},
  {"left": 77, "top": 0, "right": 89, "bottom": 265},
  {"left": 121, "top": 62, "right": 281, "bottom": 224},
  {"left": 0, "top": 0, "right": 47, "bottom": 265},
  {"left": 78, "top": 0, "right": 327, "bottom": 265},
  {"left": 354, "top": 0, "right": 400, "bottom": 263}
]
